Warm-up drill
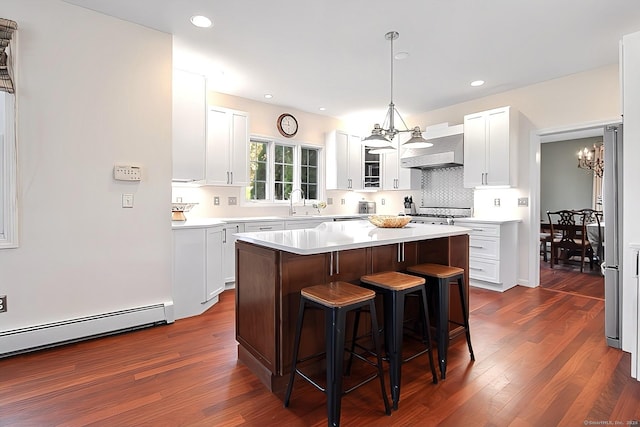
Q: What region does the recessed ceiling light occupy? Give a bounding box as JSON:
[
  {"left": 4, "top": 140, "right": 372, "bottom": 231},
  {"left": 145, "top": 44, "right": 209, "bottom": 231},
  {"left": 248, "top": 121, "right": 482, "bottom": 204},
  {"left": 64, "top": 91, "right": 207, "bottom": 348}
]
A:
[
  {"left": 394, "top": 52, "right": 409, "bottom": 60},
  {"left": 264, "top": 94, "right": 273, "bottom": 99},
  {"left": 190, "top": 15, "right": 212, "bottom": 28},
  {"left": 470, "top": 80, "right": 485, "bottom": 87},
  {"left": 319, "top": 107, "right": 326, "bottom": 111}
]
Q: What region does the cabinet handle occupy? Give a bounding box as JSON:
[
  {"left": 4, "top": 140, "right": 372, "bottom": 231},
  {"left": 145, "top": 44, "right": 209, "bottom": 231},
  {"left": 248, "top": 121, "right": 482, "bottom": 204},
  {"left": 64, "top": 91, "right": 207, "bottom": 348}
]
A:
[
  {"left": 402, "top": 242, "right": 405, "bottom": 262},
  {"left": 470, "top": 266, "right": 484, "bottom": 271},
  {"left": 226, "top": 171, "right": 230, "bottom": 184},
  {"left": 472, "top": 228, "right": 485, "bottom": 232},
  {"left": 230, "top": 171, "right": 233, "bottom": 184},
  {"left": 223, "top": 228, "right": 227, "bottom": 243},
  {"left": 259, "top": 227, "right": 272, "bottom": 230},
  {"left": 335, "top": 251, "right": 340, "bottom": 275},
  {"left": 469, "top": 245, "right": 484, "bottom": 249},
  {"left": 397, "top": 243, "right": 401, "bottom": 263},
  {"left": 329, "top": 251, "right": 334, "bottom": 276}
]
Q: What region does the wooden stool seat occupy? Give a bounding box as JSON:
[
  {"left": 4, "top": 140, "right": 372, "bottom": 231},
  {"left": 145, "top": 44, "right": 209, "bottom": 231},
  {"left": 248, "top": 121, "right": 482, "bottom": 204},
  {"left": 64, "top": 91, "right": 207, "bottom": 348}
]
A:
[
  {"left": 406, "top": 263, "right": 474, "bottom": 380},
  {"left": 407, "top": 263, "right": 463, "bottom": 279},
  {"left": 301, "top": 282, "right": 375, "bottom": 307},
  {"left": 285, "top": 281, "right": 390, "bottom": 426},
  {"left": 357, "top": 271, "right": 437, "bottom": 410},
  {"left": 360, "top": 271, "right": 425, "bottom": 290}
]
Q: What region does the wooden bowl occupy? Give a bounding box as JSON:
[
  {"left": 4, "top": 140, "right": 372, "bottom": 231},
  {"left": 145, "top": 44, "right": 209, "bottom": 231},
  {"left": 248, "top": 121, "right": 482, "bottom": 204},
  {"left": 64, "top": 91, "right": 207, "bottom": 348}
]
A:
[{"left": 368, "top": 215, "right": 411, "bottom": 228}]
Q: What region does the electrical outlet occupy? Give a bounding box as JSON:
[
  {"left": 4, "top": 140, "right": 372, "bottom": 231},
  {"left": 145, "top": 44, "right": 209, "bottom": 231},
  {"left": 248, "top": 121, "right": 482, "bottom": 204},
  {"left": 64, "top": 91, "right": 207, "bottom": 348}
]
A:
[
  {"left": 518, "top": 197, "right": 529, "bottom": 207},
  {"left": 494, "top": 198, "right": 501, "bottom": 207},
  {"left": 381, "top": 198, "right": 386, "bottom": 205},
  {"left": 214, "top": 196, "right": 220, "bottom": 206},
  {"left": 228, "top": 196, "right": 237, "bottom": 205},
  {"left": 341, "top": 198, "right": 345, "bottom": 205},
  {"left": 0, "top": 295, "right": 7, "bottom": 313},
  {"left": 327, "top": 198, "right": 333, "bottom": 205}
]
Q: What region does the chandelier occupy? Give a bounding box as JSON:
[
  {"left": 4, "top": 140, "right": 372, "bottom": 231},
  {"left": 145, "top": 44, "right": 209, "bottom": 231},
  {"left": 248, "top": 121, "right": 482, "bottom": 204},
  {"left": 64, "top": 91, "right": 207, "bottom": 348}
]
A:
[
  {"left": 577, "top": 145, "right": 603, "bottom": 177},
  {"left": 363, "top": 31, "right": 432, "bottom": 154}
]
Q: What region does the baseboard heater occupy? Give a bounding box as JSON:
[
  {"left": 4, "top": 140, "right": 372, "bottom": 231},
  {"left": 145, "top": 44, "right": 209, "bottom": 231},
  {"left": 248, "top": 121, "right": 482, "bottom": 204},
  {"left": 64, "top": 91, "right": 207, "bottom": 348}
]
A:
[{"left": 0, "top": 302, "right": 174, "bottom": 357}]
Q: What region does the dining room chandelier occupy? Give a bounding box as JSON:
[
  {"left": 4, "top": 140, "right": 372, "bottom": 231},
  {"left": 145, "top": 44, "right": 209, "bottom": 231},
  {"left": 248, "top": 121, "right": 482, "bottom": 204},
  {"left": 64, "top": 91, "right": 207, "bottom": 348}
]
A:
[
  {"left": 577, "top": 145, "right": 604, "bottom": 177},
  {"left": 363, "top": 31, "right": 432, "bottom": 154}
]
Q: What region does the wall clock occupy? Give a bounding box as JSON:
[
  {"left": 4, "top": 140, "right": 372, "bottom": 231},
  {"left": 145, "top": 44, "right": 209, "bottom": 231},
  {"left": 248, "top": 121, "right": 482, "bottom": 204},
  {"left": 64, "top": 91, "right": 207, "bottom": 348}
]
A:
[{"left": 277, "top": 113, "right": 298, "bottom": 138}]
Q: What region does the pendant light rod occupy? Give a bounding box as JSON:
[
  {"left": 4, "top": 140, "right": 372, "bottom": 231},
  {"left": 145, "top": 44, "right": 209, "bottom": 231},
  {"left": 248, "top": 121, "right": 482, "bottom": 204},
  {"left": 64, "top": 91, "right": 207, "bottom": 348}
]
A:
[{"left": 363, "top": 31, "right": 433, "bottom": 150}]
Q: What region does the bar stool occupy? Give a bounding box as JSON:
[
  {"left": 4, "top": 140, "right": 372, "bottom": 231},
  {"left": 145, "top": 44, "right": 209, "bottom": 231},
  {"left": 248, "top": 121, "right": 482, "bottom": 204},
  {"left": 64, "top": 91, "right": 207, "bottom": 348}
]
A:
[
  {"left": 406, "top": 263, "right": 475, "bottom": 380},
  {"left": 359, "top": 271, "right": 438, "bottom": 410},
  {"left": 284, "top": 281, "right": 390, "bottom": 427}
]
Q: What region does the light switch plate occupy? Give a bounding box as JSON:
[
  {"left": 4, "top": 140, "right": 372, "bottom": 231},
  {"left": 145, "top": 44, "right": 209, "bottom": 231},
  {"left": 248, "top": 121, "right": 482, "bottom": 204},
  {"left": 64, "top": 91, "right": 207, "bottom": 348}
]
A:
[
  {"left": 122, "top": 193, "right": 134, "bottom": 208},
  {"left": 228, "top": 197, "right": 237, "bottom": 205},
  {"left": 214, "top": 196, "right": 220, "bottom": 206},
  {"left": 518, "top": 197, "right": 529, "bottom": 207},
  {"left": 494, "top": 198, "right": 501, "bottom": 207}
]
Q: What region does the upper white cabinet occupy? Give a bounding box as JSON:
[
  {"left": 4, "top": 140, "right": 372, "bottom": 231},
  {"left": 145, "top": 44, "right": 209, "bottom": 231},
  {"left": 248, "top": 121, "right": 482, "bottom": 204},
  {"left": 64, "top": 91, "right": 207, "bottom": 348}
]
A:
[
  {"left": 172, "top": 69, "right": 206, "bottom": 182},
  {"left": 326, "top": 130, "right": 363, "bottom": 190},
  {"left": 207, "top": 106, "right": 249, "bottom": 186},
  {"left": 463, "top": 106, "right": 518, "bottom": 188},
  {"left": 382, "top": 136, "right": 420, "bottom": 190}
]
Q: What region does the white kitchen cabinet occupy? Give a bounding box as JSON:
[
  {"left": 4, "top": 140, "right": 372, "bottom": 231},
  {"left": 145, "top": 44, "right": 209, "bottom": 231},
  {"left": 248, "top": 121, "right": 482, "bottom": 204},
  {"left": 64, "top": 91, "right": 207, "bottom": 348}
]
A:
[
  {"left": 172, "top": 69, "right": 206, "bottom": 182},
  {"left": 244, "top": 221, "right": 285, "bottom": 232},
  {"left": 463, "top": 106, "right": 518, "bottom": 188},
  {"left": 382, "top": 137, "right": 421, "bottom": 190},
  {"left": 172, "top": 225, "right": 225, "bottom": 320},
  {"left": 326, "top": 130, "right": 363, "bottom": 190},
  {"left": 222, "top": 223, "right": 244, "bottom": 287},
  {"left": 206, "top": 106, "right": 249, "bottom": 186},
  {"left": 458, "top": 220, "right": 518, "bottom": 292},
  {"left": 285, "top": 219, "right": 326, "bottom": 230},
  {"left": 206, "top": 227, "right": 224, "bottom": 302}
]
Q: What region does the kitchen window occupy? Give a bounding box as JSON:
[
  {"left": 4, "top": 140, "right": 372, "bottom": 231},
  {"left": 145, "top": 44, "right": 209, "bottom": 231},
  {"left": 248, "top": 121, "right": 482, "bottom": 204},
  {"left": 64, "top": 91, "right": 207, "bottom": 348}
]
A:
[{"left": 246, "top": 137, "right": 322, "bottom": 204}]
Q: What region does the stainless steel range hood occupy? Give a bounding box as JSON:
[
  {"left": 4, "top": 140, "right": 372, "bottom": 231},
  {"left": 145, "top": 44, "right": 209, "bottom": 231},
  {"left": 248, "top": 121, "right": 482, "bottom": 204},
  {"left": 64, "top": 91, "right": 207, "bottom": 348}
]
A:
[{"left": 400, "top": 123, "right": 463, "bottom": 169}]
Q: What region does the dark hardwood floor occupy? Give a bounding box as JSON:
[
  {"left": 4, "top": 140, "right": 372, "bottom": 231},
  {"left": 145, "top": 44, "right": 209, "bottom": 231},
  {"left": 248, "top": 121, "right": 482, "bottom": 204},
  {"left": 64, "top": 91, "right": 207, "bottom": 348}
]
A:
[
  {"left": 2, "top": 284, "right": 639, "bottom": 426},
  {"left": 540, "top": 255, "right": 605, "bottom": 300}
]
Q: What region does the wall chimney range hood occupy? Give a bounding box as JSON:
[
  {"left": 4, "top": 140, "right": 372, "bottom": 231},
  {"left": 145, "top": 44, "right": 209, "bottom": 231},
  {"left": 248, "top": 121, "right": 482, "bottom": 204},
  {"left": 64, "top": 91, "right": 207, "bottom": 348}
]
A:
[{"left": 400, "top": 123, "right": 464, "bottom": 169}]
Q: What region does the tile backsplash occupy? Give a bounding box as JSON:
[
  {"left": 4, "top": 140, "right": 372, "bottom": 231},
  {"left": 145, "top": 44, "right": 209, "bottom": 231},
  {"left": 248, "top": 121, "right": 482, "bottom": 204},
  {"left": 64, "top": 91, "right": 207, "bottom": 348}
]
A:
[{"left": 420, "top": 166, "right": 473, "bottom": 207}]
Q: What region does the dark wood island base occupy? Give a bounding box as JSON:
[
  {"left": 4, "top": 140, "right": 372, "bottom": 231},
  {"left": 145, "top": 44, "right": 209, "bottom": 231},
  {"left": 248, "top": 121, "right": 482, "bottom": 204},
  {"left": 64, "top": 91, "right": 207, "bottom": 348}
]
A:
[{"left": 235, "top": 234, "right": 469, "bottom": 393}]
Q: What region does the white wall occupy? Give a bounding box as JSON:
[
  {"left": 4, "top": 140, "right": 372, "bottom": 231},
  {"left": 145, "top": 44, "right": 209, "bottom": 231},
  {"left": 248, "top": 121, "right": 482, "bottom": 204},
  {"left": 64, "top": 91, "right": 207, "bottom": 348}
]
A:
[
  {"left": 0, "top": 1, "right": 173, "bottom": 339},
  {"left": 621, "top": 31, "right": 640, "bottom": 372}
]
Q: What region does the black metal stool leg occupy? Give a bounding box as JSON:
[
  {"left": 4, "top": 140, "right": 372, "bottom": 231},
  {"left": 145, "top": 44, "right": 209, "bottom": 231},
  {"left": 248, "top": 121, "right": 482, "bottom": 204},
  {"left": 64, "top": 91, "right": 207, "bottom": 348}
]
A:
[
  {"left": 368, "top": 300, "right": 391, "bottom": 415},
  {"left": 457, "top": 277, "right": 475, "bottom": 361},
  {"left": 418, "top": 287, "right": 438, "bottom": 384},
  {"left": 345, "top": 308, "right": 362, "bottom": 376},
  {"left": 326, "top": 307, "right": 347, "bottom": 427},
  {"left": 436, "top": 277, "right": 450, "bottom": 380},
  {"left": 284, "top": 297, "right": 307, "bottom": 407},
  {"left": 383, "top": 290, "right": 405, "bottom": 410}
]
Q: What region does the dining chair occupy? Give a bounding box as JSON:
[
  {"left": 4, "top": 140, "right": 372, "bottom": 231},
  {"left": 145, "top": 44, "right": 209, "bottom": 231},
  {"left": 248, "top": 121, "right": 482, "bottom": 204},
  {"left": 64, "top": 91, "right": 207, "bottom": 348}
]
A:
[
  {"left": 578, "top": 208, "right": 604, "bottom": 263},
  {"left": 546, "top": 210, "right": 594, "bottom": 272}
]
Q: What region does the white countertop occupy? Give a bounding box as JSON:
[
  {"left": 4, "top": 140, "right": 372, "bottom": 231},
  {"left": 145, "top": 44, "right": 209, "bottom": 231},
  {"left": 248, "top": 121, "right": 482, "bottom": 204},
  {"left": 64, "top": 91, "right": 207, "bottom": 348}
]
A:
[
  {"left": 171, "top": 214, "right": 368, "bottom": 229},
  {"left": 235, "top": 220, "right": 470, "bottom": 255}
]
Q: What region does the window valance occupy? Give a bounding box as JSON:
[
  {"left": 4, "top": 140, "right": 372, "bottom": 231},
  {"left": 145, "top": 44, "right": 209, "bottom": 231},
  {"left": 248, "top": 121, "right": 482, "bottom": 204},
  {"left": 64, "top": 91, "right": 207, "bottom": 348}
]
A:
[{"left": 0, "top": 18, "right": 17, "bottom": 94}]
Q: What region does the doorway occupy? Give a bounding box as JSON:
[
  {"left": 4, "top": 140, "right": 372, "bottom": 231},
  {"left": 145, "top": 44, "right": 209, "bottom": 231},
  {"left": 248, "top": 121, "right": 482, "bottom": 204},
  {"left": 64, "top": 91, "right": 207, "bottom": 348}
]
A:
[{"left": 539, "top": 136, "right": 604, "bottom": 299}]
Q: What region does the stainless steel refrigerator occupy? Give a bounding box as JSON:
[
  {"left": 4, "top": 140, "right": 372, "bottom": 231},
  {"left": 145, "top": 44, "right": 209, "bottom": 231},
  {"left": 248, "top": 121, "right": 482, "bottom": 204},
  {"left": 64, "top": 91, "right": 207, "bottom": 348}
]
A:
[{"left": 603, "top": 123, "right": 623, "bottom": 348}]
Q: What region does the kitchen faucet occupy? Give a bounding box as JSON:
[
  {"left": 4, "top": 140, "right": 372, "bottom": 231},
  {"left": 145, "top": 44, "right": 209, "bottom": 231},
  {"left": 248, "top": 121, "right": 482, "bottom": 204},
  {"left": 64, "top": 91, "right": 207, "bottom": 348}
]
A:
[{"left": 288, "top": 188, "right": 305, "bottom": 216}]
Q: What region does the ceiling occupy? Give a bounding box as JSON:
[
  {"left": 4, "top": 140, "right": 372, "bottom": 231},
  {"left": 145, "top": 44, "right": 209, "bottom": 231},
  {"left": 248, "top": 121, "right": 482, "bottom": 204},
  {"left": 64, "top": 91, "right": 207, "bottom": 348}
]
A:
[{"left": 64, "top": 0, "right": 640, "bottom": 121}]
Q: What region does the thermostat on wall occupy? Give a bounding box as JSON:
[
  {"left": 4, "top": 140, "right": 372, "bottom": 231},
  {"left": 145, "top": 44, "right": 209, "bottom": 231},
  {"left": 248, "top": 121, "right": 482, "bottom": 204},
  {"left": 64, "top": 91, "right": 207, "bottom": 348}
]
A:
[{"left": 113, "top": 165, "right": 141, "bottom": 181}]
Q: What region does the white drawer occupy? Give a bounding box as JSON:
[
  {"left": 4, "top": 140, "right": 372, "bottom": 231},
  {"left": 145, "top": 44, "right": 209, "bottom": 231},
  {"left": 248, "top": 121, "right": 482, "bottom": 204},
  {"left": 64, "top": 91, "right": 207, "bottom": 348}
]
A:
[
  {"left": 469, "top": 236, "right": 500, "bottom": 260},
  {"left": 244, "top": 221, "right": 285, "bottom": 232},
  {"left": 463, "top": 222, "right": 500, "bottom": 238},
  {"left": 469, "top": 258, "right": 500, "bottom": 283}
]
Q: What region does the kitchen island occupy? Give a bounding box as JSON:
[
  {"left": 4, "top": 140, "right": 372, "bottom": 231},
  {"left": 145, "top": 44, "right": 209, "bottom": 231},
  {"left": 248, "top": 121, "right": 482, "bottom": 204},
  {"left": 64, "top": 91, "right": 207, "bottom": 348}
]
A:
[{"left": 234, "top": 220, "right": 470, "bottom": 391}]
